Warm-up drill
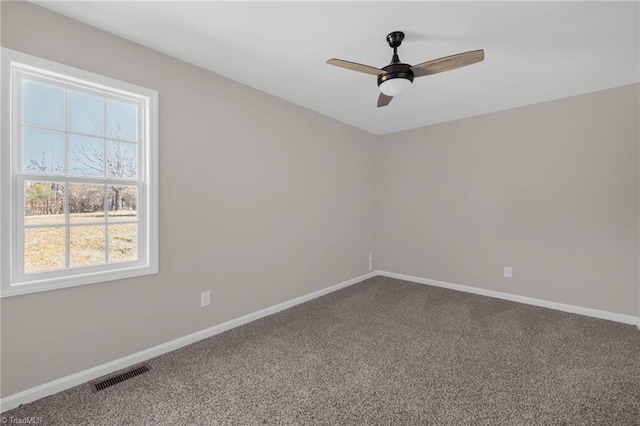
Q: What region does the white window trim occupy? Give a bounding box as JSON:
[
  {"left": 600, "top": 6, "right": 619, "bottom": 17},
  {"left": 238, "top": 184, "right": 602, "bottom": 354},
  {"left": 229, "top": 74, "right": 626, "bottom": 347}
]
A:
[{"left": 1, "top": 48, "right": 158, "bottom": 297}]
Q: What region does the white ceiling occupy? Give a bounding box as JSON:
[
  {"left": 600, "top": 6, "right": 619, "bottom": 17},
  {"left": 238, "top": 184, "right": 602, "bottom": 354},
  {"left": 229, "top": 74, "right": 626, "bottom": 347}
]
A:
[{"left": 34, "top": 1, "right": 639, "bottom": 135}]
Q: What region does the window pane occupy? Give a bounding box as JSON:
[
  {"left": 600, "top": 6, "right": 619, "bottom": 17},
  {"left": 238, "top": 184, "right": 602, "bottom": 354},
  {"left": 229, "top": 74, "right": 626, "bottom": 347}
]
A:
[
  {"left": 70, "top": 226, "right": 105, "bottom": 267},
  {"left": 109, "top": 224, "right": 137, "bottom": 262},
  {"left": 68, "top": 90, "right": 104, "bottom": 136},
  {"left": 70, "top": 184, "right": 105, "bottom": 224},
  {"left": 107, "top": 100, "right": 138, "bottom": 142},
  {"left": 107, "top": 140, "right": 137, "bottom": 178},
  {"left": 24, "top": 181, "right": 65, "bottom": 225},
  {"left": 24, "top": 227, "right": 66, "bottom": 273},
  {"left": 22, "top": 128, "right": 64, "bottom": 174},
  {"left": 108, "top": 186, "right": 137, "bottom": 222},
  {"left": 68, "top": 135, "right": 104, "bottom": 176},
  {"left": 22, "top": 80, "right": 64, "bottom": 130}
]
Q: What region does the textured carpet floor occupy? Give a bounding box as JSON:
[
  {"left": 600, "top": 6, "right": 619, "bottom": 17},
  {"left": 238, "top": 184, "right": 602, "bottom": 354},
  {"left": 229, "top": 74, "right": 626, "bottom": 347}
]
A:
[{"left": 3, "top": 276, "right": 640, "bottom": 425}]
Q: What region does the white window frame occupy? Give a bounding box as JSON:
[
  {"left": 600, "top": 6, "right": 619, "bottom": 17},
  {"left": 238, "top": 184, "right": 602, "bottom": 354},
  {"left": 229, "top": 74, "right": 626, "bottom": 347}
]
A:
[{"left": 1, "top": 48, "right": 158, "bottom": 297}]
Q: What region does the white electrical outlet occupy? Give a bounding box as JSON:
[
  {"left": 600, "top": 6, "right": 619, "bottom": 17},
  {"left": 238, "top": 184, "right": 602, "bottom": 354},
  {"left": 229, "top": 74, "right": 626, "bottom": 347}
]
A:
[
  {"left": 504, "top": 267, "right": 513, "bottom": 278},
  {"left": 368, "top": 252, "right": 373, "bottom": 262},
  {"left": 200, "top": 291, "right": 210, "bottom": 307}
]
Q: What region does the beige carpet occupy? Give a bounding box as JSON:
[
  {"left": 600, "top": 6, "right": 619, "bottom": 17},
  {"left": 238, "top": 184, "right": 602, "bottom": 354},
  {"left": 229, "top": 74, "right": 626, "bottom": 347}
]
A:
[{"left": 3, "top": 276, "right": 640, "bottom": 425}]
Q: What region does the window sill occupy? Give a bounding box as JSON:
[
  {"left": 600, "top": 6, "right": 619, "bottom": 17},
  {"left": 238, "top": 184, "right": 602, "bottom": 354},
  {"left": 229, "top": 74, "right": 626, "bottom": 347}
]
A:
[{"left": 0, "top": 265, "right": 158, "bottom": 298}]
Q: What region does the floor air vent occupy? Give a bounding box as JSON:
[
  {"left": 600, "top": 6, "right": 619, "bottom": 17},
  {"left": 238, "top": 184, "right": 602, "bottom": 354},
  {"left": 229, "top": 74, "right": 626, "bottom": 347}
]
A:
[{"left": 91, "top": 364, "right": 151, "bottom": 392}]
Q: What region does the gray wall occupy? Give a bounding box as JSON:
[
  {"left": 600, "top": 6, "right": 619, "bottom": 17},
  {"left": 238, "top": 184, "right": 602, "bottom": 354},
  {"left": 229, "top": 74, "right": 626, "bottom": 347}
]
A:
[
  {"left": 0, "top": 2, "right": 376, "bottom": 397},
  {"left": 377, "top": 84, "right": 640, "bottom": 317}
]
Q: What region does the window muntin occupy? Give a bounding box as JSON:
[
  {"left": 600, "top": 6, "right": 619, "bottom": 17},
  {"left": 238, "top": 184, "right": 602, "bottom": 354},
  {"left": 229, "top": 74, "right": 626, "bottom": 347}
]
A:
[{"left": 1, "top": 49, "right": 158, "bottom": 297}]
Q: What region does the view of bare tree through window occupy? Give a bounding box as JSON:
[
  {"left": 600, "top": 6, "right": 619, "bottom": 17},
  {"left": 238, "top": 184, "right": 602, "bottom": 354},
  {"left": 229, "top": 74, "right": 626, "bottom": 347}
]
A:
[{"left": 22, "top": 80, "right": 139, "bottom": 273}]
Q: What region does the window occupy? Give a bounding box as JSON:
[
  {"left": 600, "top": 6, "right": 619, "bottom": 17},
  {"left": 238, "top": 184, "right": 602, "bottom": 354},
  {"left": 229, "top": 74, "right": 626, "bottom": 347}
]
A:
[{"left": 1, "top": 48, "right": 158, "bottom": 297}]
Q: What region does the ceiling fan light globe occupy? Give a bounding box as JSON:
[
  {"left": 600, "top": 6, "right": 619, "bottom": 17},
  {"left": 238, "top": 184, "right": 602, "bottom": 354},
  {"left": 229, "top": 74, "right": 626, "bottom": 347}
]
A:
[{"left": 379, "top": 77, "right": 412, "bottom": 96}]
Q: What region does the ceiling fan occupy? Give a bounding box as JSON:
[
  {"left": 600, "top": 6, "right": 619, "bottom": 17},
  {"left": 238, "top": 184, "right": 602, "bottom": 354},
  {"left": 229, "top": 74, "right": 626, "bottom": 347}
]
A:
[{"left": 327, "top": 31, "right": 484, "bottom": 107}]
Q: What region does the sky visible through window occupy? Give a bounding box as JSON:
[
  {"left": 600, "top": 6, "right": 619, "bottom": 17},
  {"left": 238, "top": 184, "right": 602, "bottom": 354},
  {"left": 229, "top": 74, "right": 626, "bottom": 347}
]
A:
[{"left": 22, "top": 80, "right": 138, "bottom": 175}]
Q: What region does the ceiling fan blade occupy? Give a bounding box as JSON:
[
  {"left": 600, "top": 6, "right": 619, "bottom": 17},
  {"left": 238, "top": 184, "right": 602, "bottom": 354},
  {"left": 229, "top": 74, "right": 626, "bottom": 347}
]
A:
[
  {"left": 327, "top": 59, "right": 385, "bottom": 76},
  {"left": 377, "top": 93, "right": 393, "bottom": 108},
  {"left": 411, "top": 49, "right": 484, "bottom": 78}
]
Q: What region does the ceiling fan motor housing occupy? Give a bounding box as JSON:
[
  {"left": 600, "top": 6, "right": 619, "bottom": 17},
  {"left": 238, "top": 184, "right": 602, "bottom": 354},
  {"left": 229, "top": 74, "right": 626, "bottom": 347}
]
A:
[
  {"left": 378, "top": 64, "right": 414, "bottom": 86},
  {"left": 378, "top": 31, "right": 413, "bottom": 94}
]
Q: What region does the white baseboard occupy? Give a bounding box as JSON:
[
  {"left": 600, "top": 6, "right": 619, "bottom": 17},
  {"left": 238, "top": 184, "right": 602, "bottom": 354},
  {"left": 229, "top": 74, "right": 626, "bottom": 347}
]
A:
[
  {"left": 2, "top": 269, "right": 637, "bottom": 411},
  {"left": 377, "top": 270, "right": 640, "bottom": 326},
  {"left": 0, "top": 271, "right": 376, "bottom": 412}
]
